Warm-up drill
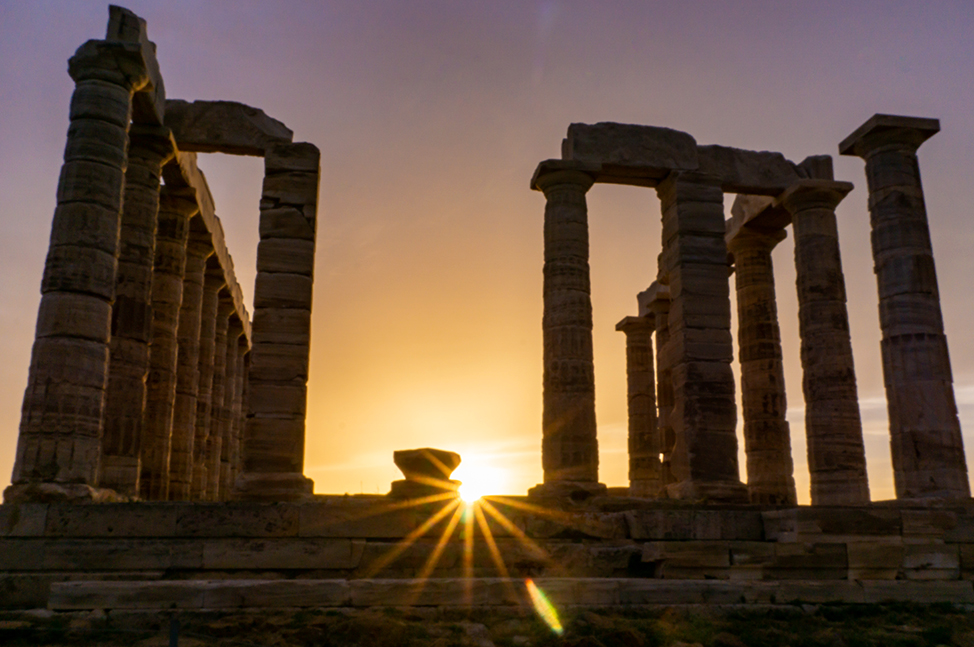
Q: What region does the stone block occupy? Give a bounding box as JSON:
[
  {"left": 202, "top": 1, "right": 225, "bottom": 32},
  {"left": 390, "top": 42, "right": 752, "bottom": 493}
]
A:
[
  {"left": 248, "top": 343, "right": 310, "bottom": 383},
  {"left": 776, "top": 580, "right": 865, "bottom": 603},
  {"left": 203, "top": 579, "right": 351, "bottom": 608},
  {"left": 525, "top": 511, "right": 626, "bottom": 540},
  {"left": 642, "top": 541, "right": 731, "bottom": 568},
  {"left": 247, "top": 384, "right": 307, "bottom": 416},
  {"left": 266, "top": 142, "right": 320, "bottom": 174},
  {"left": 960, "top": 544, "right": 974, "bottom": 580},
  {"left": 945, "top": 513, "right": 974, "bottom": 542},
  {"left": 175, "top": 503, "right": 298, "bottom": 537},
  {"left": 847, "top": 540, "right": 903, "bottom": 580},
  {"left": 253, "top": 272, "right": 313, "bottom": 310},
  {"left": 202, "top": 538, "right": 362, "bottom": 570},
  {"left": 0, "top": 539, "right": 44, "bottom": 571},
  {"left": 767, "top": 543, "right": 847, "bottom": 579},
  {"left": 49, "top": 203, "right": 121, "bottom": 255},
  {"left": 44, "top": 504, "right": 177, "bottom": 537},
  {"left": 565, "top": 122, "right": 698, "bottom": 184},
  {"left": 164, "top": 99, "right": 293, "bottom": 156},
  {"left": 33, "top": 539, "right": 202, "bottom": 570},
  {"left": 56, "top": 159, "right": 124, "bottom": 212},
  {"left": 618, "top": 579, "right": 742, "bottom": 605},
  {"left": 41, "top": 245, "right": 117, "bottom": 300},
  {"left": 69, "top": 79, "right": 132, "bottom": 128},
  {"left": 252, "top": 308, "right": 311, "bottom": 345},
  {"left": 256, "top": 239, "right": 315, "bottom": 276},
  {"left": 259, "top": 206, "right": 315, "bottom": 241},
  {"left": 64, "top": 118, "right": 129, "bottom": 167},
  {"left": 299, "top": 501, "right": 419, "bottom": 538},
  {"left": 261, "top": 172, "right": 319, "bottom": 207},
  {"left": 861, "top": 580, "right": 974, "bottom": 604},
  {"left": 763, "top": 508, "right": 902, "bottom": 542},
  {"left": 902, "top": 509, "right": 957, "bottom": 538},
  {"left": 0, "top": 504, "right": 48, "bottom": 537},
  {"left": 49, "top": 580, "right": 209, "bottom": 610},
  {"left": 696, "top": 145, "right": 802, "bottom": 195},
  {"left": 350, "top": 578, "right": 519, "bottom": 607},
  {"left": 902, "top": 543, "right": 959, "bottom": 580}
]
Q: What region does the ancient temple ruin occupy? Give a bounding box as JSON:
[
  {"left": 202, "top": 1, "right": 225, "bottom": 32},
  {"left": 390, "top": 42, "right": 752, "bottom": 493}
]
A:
[
  {"left": 2, "top": 4, "right": 974, "bottom": 617},
  {"left": 4, "top": 6, "right": 319, "bottom": 505}
]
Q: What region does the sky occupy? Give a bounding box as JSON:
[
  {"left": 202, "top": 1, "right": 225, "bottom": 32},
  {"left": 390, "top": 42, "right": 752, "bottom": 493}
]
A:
[{"left": 1, "top": 1, "right": 974, "bottom": 502}]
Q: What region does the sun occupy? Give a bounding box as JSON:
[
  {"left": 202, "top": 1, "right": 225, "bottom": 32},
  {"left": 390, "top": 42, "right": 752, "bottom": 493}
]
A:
[{"left": 453, "top": 462, "right": 502, "bottom": 503}]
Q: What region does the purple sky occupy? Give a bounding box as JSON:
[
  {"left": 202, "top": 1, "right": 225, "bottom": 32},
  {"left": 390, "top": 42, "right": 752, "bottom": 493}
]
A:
[{"left": 1, "top": 1, "right": 973, "bottom": 500}]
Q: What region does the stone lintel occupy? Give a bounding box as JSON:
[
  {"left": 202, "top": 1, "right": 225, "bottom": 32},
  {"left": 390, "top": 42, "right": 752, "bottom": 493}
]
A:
[
  {"left": 106, "top": 5, "right": 165, "bottom": 126},
  {"left": 529, "top": 159, "right": 600, "bottom": 191},
  {"left": 776, "top": 179, "right": 854, "bottom": 212},
  {"left": 726, "top": 195, "right": 787, "bottom": 244},
  {"left": 164, "top": 99, "right": 294, "bottom": 156},
  {"left": 563, "top": 122, "right": 697, "bottom": 187},
  {"left": 162, "top": 152, "right": 251, "bottom": 344},
  {"left": 839, "top": 113, "right": 940, "bottom": 157},
  {"left": 636, "top": 282, "right": 669, "bottom": 318},
  {"left": 615, "top": 315, "right": 653, "bottom": 333},
  {"left": 697, "top": 145, "right": 803, "bottom": 196}
]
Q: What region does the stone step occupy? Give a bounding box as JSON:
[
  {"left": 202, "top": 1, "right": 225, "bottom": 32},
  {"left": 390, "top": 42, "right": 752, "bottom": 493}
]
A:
[{"left": 47, "top": 577, "right": 974, "bottom": 610}]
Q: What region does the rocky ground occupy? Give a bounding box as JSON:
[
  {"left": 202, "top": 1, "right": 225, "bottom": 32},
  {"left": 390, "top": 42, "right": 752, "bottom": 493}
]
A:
[{"left": 2, "top": 603, "right": 974, "bottom": 647}]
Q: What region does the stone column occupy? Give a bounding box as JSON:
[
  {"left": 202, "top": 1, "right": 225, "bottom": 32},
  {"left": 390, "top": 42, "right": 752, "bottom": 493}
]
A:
[
  {"left": 204, "top": 295, "right": 234, "bottom": 501},
  {"left": 99, "top": 126, "right": 175, "bottom": 496},
  {"left": 840, "top": 115, "right": 969, "bottom": 499},
  {"left": 615, "top": 316, "right": 661, "bottom": 497},
  {"left": 655, "top": 172, "right": 747, "bottom": 502},
  {"left": 727, "top": 226, "right": 797, "bottom": 505},
  {"left": 139, "top": 187, "right": 197, "bottom": 500},
  {"left": 5, "top": 42, "right": 150, "bottom": 503},
  {"left": 641, "top": 281, "right": 676, "bottom": 488},
  {"left": 219, "top": 317, "right": 245, "bottom": 498},
  {"left": 529, "top": 160, "right": 605, "bottom": 498},
  {"left": 235, "top": 143, "right": 319, "bottom": 500},
  {"left": 229, "top": 345, "right": 250, "bottom": 497},
  {"left": 190, "top": 265, "right": 226, "bottom": 499},
  {"left": 168, "top": 231, "right": 212, "bottom": 500},
  {"left": 781, "top": 179, "right": 870, "bottom": 505}
]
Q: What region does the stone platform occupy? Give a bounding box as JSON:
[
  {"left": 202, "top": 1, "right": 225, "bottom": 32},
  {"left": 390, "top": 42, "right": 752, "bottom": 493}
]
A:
[{"left": 3, "top": 495, "right": 974, "bottom": 609}]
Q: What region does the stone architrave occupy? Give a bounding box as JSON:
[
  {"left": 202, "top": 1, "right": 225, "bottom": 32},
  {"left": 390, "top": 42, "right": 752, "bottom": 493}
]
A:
[
  {"left": 190, "top": 264, "right": 226, "bottom": 498},
  {"left": 204, "top": 295, "right": 234, "bottom": 501},
  {"left": 219, "top": 316, "right": 244, "bottom": 498},
  {"left": 99, "top": 126, "right": 175, "bottom": 496},
  {"left": 840, "top": 114, "right": 970, "bottom": 499},
  {"left": 615, "top": 316, "right": 661, "bottom": 497},
  {"left": 235, "top": 143, "right": 320, "bottom": 501},
  {"left": 639, "top": 281, "right": 675, "bottom": 488},
  {"left": 727, "top": 226, "right": 797, "bottom": 505},
  {"left": 4, "top": 40, "right": 153, "bottom": 503},
  {"left": 139, "top": 187, "right": 198, "bottom": 500},
  {"left": 655, "top": 172, "right": 747, "bottom": 502},
  {"left": 528, "top": 160, "right": 606, "bottom": 498},
  {"left": 779, "top": 179, "right": 870, "bottom": 505},
  {"left": 168, "top": 230, "right": 212, "bottom": 500}
]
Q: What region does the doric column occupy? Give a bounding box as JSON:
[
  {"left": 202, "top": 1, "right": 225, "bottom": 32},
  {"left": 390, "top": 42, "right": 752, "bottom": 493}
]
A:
[
  {"left": 528, "top": 160, "right": 606, "bottom": 498},
  {"left": 641, "top": 281, "right": 676, "bottom": 488},
  {"left": 190, "top": 265, "right": 226, "bottom": 498},
  {"left": 204, "top": 295, "right": 234, "bottom": 501},
  {"left": 235, "top": 143, "right": 319, "bottom": 501},
  {"left": 5, "top": 41, "right": 150, "bottom": 503},
  {"left": 840, "top": 115, "right": 969, "bottom": 499},
  {"left": 99, "top": 126, "right": 175, "bottom": 496},
  {"left": 139, "top": 187, "right": 197, "bottom": 500},
  {"left": 780, "top": 179, "right": 870, "bottom": 505},
  {"left": 615, "top": 316, "right": 661, "bottom": 497},
  {"left": 219, "top": 317, "right": 245, "bottom": 499},
  {"left": 168, "top": 231, "right": 212, "bottom": 500},
  {"left": 655, "top": 172, "right": 747, "bottom": 502},
  {"left": 229, "top": 345, "right": 250, "bottom": 497},
  {"left": 727, "top": 226, "right": 797, "bottom": 505}
]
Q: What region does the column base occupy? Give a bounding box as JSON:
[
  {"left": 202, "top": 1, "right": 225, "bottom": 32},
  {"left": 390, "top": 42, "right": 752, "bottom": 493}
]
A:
[
  {"left": 2, "top": 482, "right": 131, "bottom": 504},
  {"left": 388, "top": 479, "right": 460, "bottom": 500},
  {"left": 233, "top": 472, "right": 315, "bottom": 502},
  {"left": 527, "top": 481, "right": 607, "bottom": 501},
  {"left": 666, "top": 479, "right": 749, "bottom": 503}
]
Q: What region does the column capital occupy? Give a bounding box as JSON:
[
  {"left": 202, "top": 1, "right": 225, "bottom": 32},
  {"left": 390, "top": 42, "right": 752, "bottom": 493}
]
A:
[
  {"left": 68, "top": 39, "right": 151, "bottom": 91},
  {"left": 128, "top": 125, "right": 177, "bottom": 165},
  {"left": 778, "top": 179, "right": 853, "bottom": 214},
  {"left": 637, "top": 281, "right": 670, "bottom": 317},
  {"left": 159, "top": 187, "right": 200, "bottom": 218},
  {"left": 615, "top": 315, "right": 654, "bottom": 334},
  {"left": 727, "top": 225, "right": 787, "bottom": 255},
  {"left": 531, "top": 159, "right": 598, "bottom": 193},
  {"left": 839, "top": 114, "right": 939, "bottom": 159}
]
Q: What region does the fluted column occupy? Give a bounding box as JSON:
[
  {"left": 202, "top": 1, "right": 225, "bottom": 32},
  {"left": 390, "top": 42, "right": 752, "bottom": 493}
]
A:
[
  {"left": 235, "top": 143, "right": 319, "bottom": 500},
  {"left": 841, "top": 114, "right": 969, "bottom": 499},
  {"left": 190, "top": 266, "right": 226, "bottom": 498},
  {"left": 643, "top": 282, "right": 676, "bottom": 488},
  {"left": 529, "top": 160, "right": 605, "bottom": 498},
  {"left": 204, "top": 295, "right": 234, "bottom": 501},
  {"left": 168, "top": 231, "right": 212, "bottom": 500},
  {"left": 99, "top": 126, "right": 175, "bottom": 496},
  {"left": 229, "top": 345, "right": 250, "bottom": 497},
  {"left": 139, "top": 187, "right": 197, "bottom": 500},
  {"left": 616, "top": 316, "right": 661, "bottom": 497},
  {"left": 5, "top": 42, "right": 150, "bottom": 502},
  {"left": 728, "top": 226, "right": 797, "bottom": 505},
  {"left": 781, "top": 179, "right": 870, "bottom": 505},
  {"left": 655, "top": 172, "right": 746, "bottom": 502},
  {"left": 219, "top": 317, "right": 245, "bottom": 498}
]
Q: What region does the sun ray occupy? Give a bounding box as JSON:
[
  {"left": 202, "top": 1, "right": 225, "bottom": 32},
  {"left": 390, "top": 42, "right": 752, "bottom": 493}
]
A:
[
  {"left": 462, "top": 501, "right": 476, "bottom": 605},
  {"left": 404, "top": 503, "right": 465, "bottom": 605},
  {"left": 473, "top": 503, "right": 523, "bottom": 606},
  {"left": 361, "top": 498, "right": 461, "bottom": 578},
  {"left": 485, "top": 495, "right": 576, "bottom": 524},
  {"left": 479, "top": 499, "right": 549, "bottom": 562}
]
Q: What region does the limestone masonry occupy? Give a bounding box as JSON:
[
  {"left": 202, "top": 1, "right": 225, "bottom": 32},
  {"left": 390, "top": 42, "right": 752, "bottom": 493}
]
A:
[{"left": 1, "top": 5, "right": 973, "bottom": 613}]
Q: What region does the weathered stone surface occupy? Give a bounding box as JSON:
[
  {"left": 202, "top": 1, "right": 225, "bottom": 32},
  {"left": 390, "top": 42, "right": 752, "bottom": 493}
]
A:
[
  {"left": 164, "top": 99, "right": 292, "bottom": 155},
  {"left": 697, "top": 145, "right": 802, "bottom": 195},
  {"left": 564, "top": 122, "right": 698, "bottom": 186},
  {"left": 44, "top": 504, "right": 177, "bottom": 537},
  {"left": 847, "top": 540, "right": 904, "bottom": 580},
  {"left": 299, "top": 501, "right": 418, "bottom": 538},
  {"left": 202, "top": 538, "right": 362, "bottom": 570},
  {"left": 861, "top": 580, "right": 974, "bottom": 604},
  {"left": 616, "top": 316, "right": 661, "bottom": 497},
  {"left": 0, "top": 504, "right": 48, "bottom": 537},
  {"left": 393, "top": 448, "right": 461, "bottom": 481}
]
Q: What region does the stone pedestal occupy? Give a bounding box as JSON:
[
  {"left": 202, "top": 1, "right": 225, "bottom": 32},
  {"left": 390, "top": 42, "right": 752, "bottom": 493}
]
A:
[
  {"left": 727, "top": 227, "right": 797, "bottom": 505},
  {"left": 781, "top": 180, "right": 870, "bottom": 505},
  {"left": 235, "top": 143, "right": 319, "bottom": 501},
  {"left": 139, "top": 188, "right": 197, "bottom": 500},
  {"left": 840, "top": 114, "right": 970, "bottom": 500},
  {"left": 5, "top": 42, "right": 149, "bottom": 503},
  {"left": 616, "top": 316, "right": 662, "bottom": 498},
  {"left": 655, "top": 172, "right": 747, "bottom": 502},
  {"left": 100, "top": 126, "right": 175, "bottom": 497},
  {"left": 530, "top": 160, "right": 604, "bottom": 492}
]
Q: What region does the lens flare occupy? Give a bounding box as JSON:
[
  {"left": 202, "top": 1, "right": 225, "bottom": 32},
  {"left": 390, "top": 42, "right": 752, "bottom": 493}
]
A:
[{"left": 525, "top": 579, "right": 563, "bottom": 635}]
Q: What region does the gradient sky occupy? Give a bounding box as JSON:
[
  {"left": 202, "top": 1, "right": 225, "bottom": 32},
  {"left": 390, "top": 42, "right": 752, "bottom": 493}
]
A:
[{"left": 1, "top": 1, "right": 973, "bottom": 502}]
